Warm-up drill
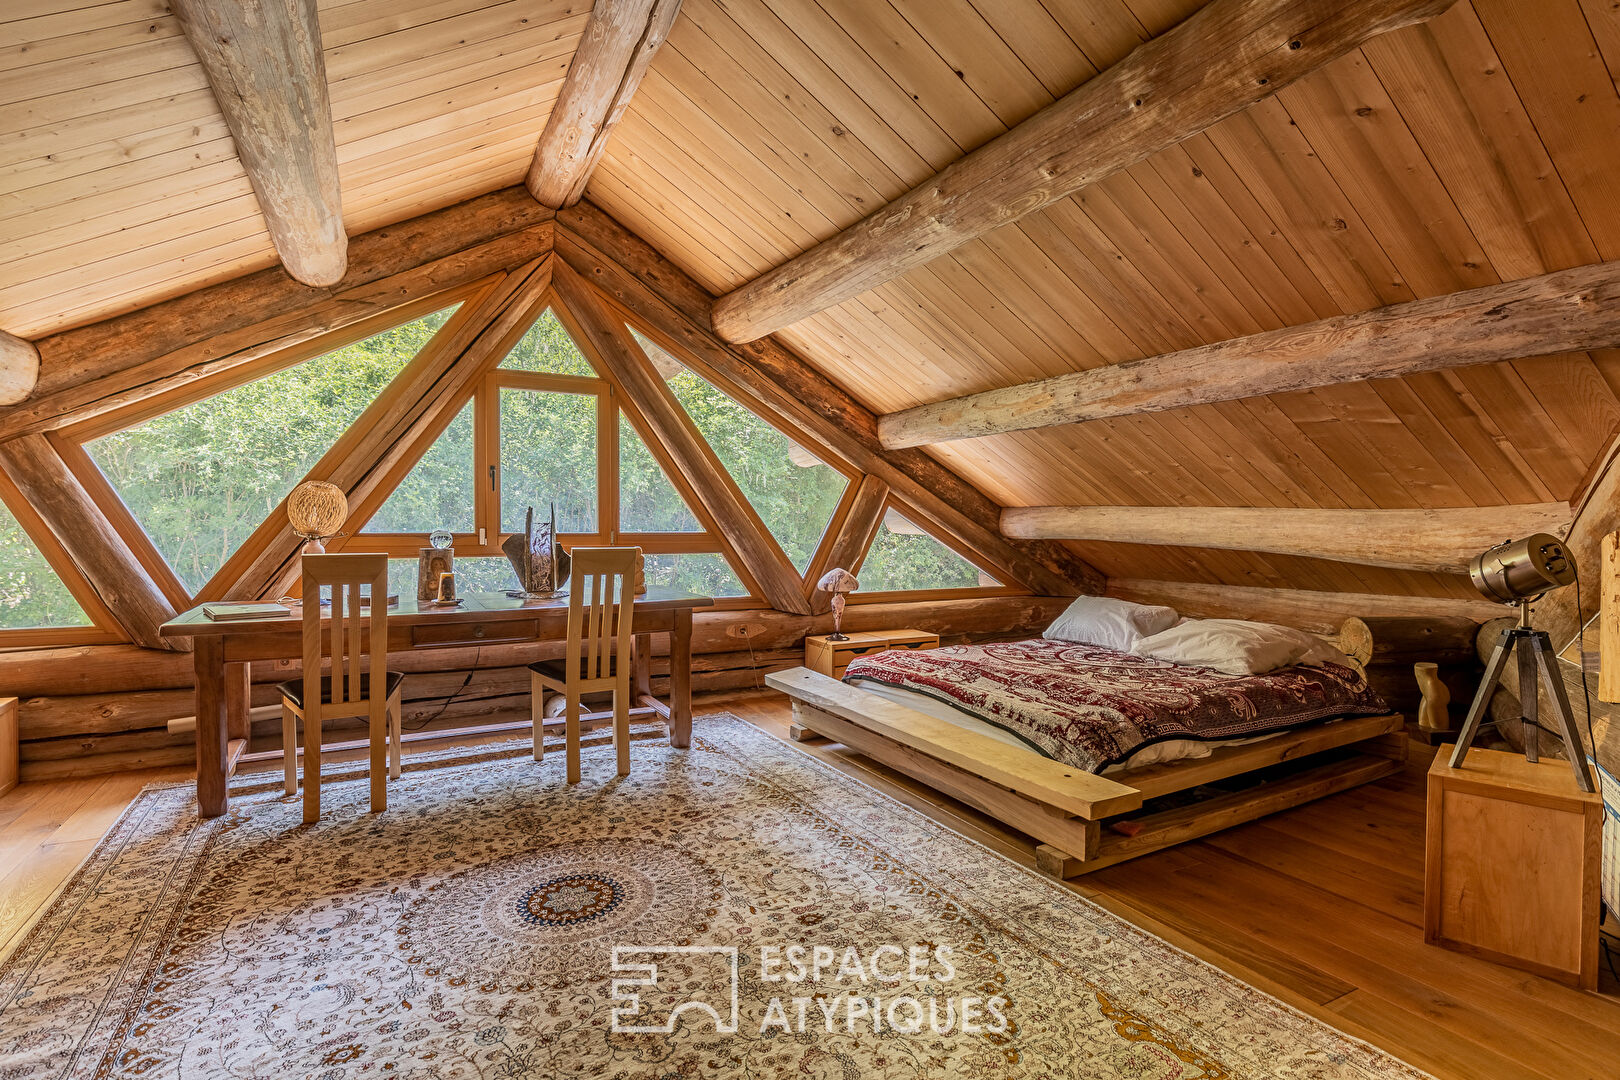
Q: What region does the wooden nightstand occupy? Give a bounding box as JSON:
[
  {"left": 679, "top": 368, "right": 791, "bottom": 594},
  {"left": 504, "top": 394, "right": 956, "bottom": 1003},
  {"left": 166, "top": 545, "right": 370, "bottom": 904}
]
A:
[
  {"left": 803, "top": 628, "right": 940, "bottom": 680},
  {"left": 1425, "top": 748, "right": 1602, "bottom": 988}
]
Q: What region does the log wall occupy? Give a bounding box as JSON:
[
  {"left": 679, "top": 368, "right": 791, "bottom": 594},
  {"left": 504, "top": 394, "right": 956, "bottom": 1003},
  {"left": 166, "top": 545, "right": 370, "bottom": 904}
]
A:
[{"left": 5, "top": 594, "right": 1072, "bottom": 780}]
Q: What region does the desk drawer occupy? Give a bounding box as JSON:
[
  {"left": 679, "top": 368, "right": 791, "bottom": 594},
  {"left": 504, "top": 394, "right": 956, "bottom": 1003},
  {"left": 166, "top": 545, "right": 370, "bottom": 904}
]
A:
[{"left": 411, "top": 619, "right": 540, "bottom": 648}]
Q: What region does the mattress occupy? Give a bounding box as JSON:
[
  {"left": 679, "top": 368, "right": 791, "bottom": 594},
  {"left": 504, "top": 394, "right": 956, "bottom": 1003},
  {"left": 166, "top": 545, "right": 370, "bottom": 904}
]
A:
[
  {"left": 847, "top": 676, "right": 1276, "bottom": 775},
  {"left": 842, "top": 638, "right": 1389, "bottom": 773}
]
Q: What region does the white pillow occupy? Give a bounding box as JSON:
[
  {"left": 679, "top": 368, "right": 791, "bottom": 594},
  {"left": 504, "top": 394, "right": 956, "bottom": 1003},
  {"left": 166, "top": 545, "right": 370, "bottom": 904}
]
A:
[
  {"left": 1130, "top": 618, "right": 1349, "bottom": 675},
  {"left": 1042, "top": 596, "right": 1179, "bottom": 653}
]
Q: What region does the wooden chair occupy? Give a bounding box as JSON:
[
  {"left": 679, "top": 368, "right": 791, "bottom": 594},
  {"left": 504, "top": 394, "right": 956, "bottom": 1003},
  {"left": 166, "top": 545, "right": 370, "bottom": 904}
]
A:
[
  {"left": 529, "top": 547, "right": 638, "bottom": 783},
  {"left": 278, "top": 553, "right": 404, "bottom": 823}
]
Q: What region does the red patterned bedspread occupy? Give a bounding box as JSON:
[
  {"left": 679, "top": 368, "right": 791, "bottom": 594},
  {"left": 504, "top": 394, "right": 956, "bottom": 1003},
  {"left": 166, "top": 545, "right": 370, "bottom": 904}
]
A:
[{"left": 842, "top": 639, "right": 1389, "bottom": 773}]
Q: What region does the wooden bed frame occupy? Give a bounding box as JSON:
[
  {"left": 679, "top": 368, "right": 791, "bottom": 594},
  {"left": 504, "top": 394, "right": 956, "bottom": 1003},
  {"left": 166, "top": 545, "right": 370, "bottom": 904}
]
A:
[{"left": 764, "top": 618, "right": 1408, "bottom": 878}]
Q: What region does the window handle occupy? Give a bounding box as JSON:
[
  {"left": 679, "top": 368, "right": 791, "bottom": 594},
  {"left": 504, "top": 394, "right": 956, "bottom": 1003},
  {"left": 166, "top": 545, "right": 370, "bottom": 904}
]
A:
[{"left": 488, "top": 464, "right": 497, "bottom": 490}]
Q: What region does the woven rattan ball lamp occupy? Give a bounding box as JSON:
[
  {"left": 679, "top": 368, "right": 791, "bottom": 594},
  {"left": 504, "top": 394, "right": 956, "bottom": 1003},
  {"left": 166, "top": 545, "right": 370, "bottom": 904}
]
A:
[{"left": 287, "top": 481, "right": 348, "bottom": 555}]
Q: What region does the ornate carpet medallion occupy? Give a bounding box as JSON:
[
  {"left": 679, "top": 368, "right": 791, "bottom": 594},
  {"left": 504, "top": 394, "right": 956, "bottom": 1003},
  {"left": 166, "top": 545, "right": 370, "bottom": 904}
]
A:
[{"left": 0, "top": 716, "right": 1430, "bottom": 1079}]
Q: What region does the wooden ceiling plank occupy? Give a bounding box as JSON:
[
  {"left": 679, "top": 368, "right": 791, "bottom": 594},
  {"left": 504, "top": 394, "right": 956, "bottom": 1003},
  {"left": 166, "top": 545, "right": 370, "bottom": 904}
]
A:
[
  {"left": 556, "top": 199, "right": 1104, "bottom": 596},
  {"left": 526, "top": 0, "right": 682, "bottom": 209},
  {"left": 876, "top": 257, "right": 1620, "bottom": 448},
  {"left": 710, "top": 0, "right": 1455, "bottom": 343},
  {"left": 173, "top": 0, "right": 346, "bottom": 287},
  {"left": 1004, "top": 502, "right": 1572, "bottom": 573}
]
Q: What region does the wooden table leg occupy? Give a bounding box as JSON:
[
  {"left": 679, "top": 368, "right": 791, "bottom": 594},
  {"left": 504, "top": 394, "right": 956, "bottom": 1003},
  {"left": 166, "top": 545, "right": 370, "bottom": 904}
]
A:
[
  {"left": 633, "top": 632, "right": 653, "bottom": 699},
  {"left": 225, "top": 662, "right": 252, "bottom": 742},
  {"left": 194, "top": 637, "right": 229, "bottom": 817},
  {"left": 670, "top": 609, "right": 692, "bottom": 748}
]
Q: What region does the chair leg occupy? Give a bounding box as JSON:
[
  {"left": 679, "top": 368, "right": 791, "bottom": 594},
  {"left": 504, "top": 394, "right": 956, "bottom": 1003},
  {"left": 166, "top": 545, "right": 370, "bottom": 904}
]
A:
[
  {"left": 613, "top": 681, "right": 630, "bottom": 777},
  {"left": 565, "top": 688, "right": 581, "bottom": 785},
  {"left": 281, "top": 703, "right": 297, "bottom": 796},
  {"left": 369, "top": 701, "right": 387, "bottom": 815},
  {"left": 531, "top": 671, "right": 546, "bottom": 762},
  {"left": 303, "top": 710, "right": 321, "bottom": 825},
  {"left": 389, "top": 691, "right": 402, "bottom": 780}
]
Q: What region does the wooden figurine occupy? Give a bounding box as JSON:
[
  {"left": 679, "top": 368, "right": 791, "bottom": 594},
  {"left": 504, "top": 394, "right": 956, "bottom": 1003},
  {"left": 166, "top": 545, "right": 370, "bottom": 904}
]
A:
[{"left": 1415, "top": 661, "right": 1450, "bottom": 734}]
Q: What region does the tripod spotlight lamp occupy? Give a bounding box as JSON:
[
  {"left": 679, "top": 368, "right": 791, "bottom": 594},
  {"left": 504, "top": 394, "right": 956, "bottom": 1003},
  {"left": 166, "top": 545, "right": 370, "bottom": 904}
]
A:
[
  {"left": 1452, "top": 533, "right": 1594, "bottom": 792},
  {"left": 818, "top": 568, "right": 859, "bottom": 641},
  {"left": 287, "top": 481, "right": 348, "bottom": 556}
]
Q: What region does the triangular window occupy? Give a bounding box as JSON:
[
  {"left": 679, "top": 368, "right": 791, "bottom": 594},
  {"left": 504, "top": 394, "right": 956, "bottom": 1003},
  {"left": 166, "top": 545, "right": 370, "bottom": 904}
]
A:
[
  {"left": 619, "top": 411, "right": 702, "bottom": 532},
  {"left": 0, "top": 496, "right": 93, "bottom": 628},
  {"left": 633, "top": 330, "right": 847, "bottom": 572},
  {"left": 857, "top": 506, "right": 1001, "bottom": 592},
  {"left": 85, "top": 306, "right": 459, "bottom": 595},
  {"left": 367, "top": 399, "right": 476, "bottom": 534},
  {"left": 499, "top": 308, "right": 597, "bottom": 376}
]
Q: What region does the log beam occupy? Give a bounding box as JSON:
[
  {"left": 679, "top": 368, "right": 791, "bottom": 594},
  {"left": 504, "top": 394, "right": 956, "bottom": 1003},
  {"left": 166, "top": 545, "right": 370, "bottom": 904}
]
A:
[
  {"left": 0, "top": 330, "right": 39, "bottom": 405},
  {"left": 551, "top": 259, "right": 810, "bottom": 613},
  {"left": 1003, "top": 503, "right": 1571, "bottom": 574},
  {"left": 556, "top": 200, "right": 1104, "bottom": 596},
  {"left": 1105, "top": 579, "right": 1504, "bottom": 631},
  {"left": 882, "top": 258, "right": 1620, "bottom": 447},
  {"left": 173, "top": 0, "right": 346, "bottom": 286},
  {"left": 710, "top": 0, "right": 1453, "bottom": 343},
  {"left": 526, "top": 0, "right": 682, "bottom": 209},
  {"left": 0, "top": 435, "right": 182, "bottom": 651},
  {"left": 8, "top": 189, "right": 553, "bottom": 440}
]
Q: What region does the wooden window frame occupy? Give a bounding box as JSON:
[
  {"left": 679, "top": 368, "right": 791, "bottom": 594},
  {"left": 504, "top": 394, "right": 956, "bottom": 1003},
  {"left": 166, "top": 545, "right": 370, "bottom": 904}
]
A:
[
  {"left": 0, "top": 465, "right": 126, "bottom": 647},
  {"left": 338, "top": 300, "right": 766, "bottom": 607},
  {"left": 847, "top": 495, "right": 1026, "bottom": 605}
]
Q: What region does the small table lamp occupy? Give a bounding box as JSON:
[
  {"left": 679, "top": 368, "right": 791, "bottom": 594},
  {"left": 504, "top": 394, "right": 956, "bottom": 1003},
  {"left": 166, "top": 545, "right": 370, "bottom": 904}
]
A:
[
  {"left": 817, "top": 568, "right": 859, "bottom": 641},
  {"left": 287, "top": 481, "right": 348, "bottom": 555}
]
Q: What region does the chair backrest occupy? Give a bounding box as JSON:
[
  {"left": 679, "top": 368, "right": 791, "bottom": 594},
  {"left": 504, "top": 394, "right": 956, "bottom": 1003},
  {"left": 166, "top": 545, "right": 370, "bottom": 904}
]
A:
[
  {"left": 566, "top": 547, "right": 638, "bottom": 683},
  {"left": 300, "top": 553, "right": 389, "bottom": 719}
]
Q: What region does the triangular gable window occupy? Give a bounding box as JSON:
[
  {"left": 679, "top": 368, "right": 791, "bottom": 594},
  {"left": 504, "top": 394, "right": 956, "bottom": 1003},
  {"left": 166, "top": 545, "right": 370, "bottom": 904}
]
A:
[
  {"left": 632, "top": 329, "right": 848, "bottom": 573},
  {"left": 85, "top": 305, "right": 460, "bottom": 595},
  {"left": 0, "top": 496, "right": 93, "bottom": 628},
  {"left": 499, "top": 307, "right": 597, "bottom": 376},
  {"left": 368, "top": 399, "right": 476, "bottom": 534},
  {"left": 620, "top": 411, "right": 702, "bottom": 532},
  {"left": 857, "top": 506, "right": 1001, "bottom": 593}
]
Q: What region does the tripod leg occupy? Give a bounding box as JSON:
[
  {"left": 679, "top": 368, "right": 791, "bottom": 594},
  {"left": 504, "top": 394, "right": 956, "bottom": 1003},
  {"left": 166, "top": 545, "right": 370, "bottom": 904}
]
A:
[
  {"left": 1518, "top": 641, "right": 1539, "bottom": 762},
  {"left": 1529, "top": 632, "right": 1597, "bottom": 793},
  {"left": 1450, "top": 633, "right": 1514, "bottom": 770}
]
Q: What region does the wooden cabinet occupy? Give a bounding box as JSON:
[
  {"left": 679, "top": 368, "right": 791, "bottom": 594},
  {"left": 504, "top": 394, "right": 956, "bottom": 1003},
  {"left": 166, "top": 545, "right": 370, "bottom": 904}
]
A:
[
  {"left": 804, "top": 629, "right": 939, "bottom": 680},
  {"left": 1425, "top": 748, "right": 1602, "bottom": 988}
]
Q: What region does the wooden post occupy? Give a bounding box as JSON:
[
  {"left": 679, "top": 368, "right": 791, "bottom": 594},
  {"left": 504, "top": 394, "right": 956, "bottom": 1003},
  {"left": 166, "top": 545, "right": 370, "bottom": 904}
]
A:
[
  {"left": 194, "top": 637, "right": 229, "bottom": 817},
  {"left": 173, "top": 0, "right": 346, "bottom": 287},
  {"left": 226, "top": 662, "right": 253, "bottom": 740},
  {"left": 1600, "top": 531, "right": 1620, "bottom": 703},
  {"left": 526, "top": 0, "right": 683, "bottom": 208},
  {"left": 710, "top": 0, "right": 1455, "bottom": 343},
  {"left": 670, "top": 608, "right": 693, "bottom": 747}
]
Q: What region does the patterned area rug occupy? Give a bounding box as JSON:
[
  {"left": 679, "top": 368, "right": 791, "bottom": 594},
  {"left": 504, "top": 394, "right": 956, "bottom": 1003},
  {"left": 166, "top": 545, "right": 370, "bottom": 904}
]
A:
[{"left": 0, "top": 715, "right": 1428, "bottom": 1079}]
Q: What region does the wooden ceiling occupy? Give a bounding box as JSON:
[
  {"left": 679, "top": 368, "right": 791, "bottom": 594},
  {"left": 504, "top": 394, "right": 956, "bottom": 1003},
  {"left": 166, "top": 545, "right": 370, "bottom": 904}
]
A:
[
  {"left": 7, "top": 0, "right": 1620, "bottom": 602},
  {"left": 0, "top": 0, "right": 587, "bottom": 337}
]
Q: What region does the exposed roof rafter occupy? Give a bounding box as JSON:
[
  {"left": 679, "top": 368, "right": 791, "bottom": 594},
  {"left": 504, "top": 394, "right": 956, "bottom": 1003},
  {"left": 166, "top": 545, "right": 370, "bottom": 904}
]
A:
[
  {"left": 1003, "top": 503, "right": 1573, "bottom": 574},
  {"left": 526, "top": 0, "right": 684, "bottom": 209},
  {"left": 173, "top": 0, "right": 347, "bottom": 286},
  {"left": 709, "top": 0, "right": 1455, "bottom": 344},
  {"left": 881, "top": 259, "right": 1620, "bottom": 448}
]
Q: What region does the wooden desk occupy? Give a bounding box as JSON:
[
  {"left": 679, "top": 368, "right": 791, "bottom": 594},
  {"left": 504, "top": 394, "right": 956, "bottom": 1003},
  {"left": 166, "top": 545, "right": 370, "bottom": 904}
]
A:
[{"left": 160, "top": 587, "right": 714, "bottom": 817}]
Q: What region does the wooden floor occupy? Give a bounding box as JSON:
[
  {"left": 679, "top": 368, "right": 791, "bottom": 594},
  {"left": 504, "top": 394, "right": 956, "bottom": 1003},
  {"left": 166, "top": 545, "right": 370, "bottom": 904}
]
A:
[{"left": 3, "top": 688, "right": 1617, "bottom": 1079}]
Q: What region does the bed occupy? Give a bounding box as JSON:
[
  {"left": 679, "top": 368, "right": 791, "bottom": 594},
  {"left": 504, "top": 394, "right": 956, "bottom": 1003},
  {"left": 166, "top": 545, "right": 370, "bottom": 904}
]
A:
[{"left": 764, "top": 617, "right": 1407, "bottom": 878}]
